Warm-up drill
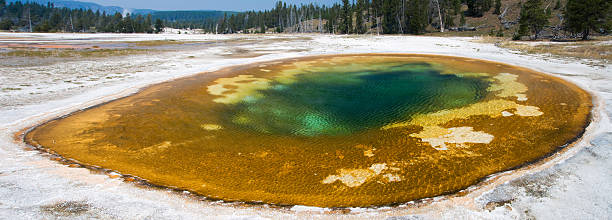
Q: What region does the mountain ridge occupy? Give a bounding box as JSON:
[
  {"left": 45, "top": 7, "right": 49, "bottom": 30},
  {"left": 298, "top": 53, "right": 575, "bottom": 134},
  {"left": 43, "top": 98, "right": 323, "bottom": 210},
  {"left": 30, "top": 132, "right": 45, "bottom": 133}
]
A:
[{"left": 7, "top": 0, "right": 127, "bottom": 14}]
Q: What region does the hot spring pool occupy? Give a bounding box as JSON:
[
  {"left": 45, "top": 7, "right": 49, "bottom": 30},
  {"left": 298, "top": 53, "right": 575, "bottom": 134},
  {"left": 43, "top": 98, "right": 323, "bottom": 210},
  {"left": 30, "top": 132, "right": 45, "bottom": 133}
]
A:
[{"left": 25, "top": 54, "right": 592, "bottom": 207}]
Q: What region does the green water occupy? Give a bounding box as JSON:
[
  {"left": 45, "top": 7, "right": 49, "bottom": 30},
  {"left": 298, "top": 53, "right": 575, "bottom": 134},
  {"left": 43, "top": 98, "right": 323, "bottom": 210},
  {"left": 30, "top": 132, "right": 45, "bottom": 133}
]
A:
[{"left": 225, "top": 63, "right": 490, "bottom": 136}]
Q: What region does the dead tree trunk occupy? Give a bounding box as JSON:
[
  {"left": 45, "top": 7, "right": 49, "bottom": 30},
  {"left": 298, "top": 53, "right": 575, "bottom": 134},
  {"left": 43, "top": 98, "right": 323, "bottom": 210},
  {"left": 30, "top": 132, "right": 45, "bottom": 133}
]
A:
[
  {"left": 434, "top": 0, "right": 444, "bottom": 32},
  {"left": 28, "top": 8, "right": 32, "bottom": 32},
  {"left": 70, "top": 14, "right": 74, "bottom": 32},
  {"left": 376, "top": 16, "right": 380, "bottom": 35},
  {"left": 319, "top": 10, "right": 322, "bottom": 33},
  {"left": 401, "top": 0, "right": 406, "bottom": 33},
  {"left": 499, "top": 6, "right": 509, "bottom": 20}
]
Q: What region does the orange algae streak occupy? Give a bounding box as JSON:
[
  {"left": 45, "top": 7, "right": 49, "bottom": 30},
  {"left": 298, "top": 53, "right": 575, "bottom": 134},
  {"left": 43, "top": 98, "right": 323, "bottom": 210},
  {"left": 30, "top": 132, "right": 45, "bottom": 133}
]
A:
[{"left": 25, "top": 54, "right": 592, "bottom": 207}]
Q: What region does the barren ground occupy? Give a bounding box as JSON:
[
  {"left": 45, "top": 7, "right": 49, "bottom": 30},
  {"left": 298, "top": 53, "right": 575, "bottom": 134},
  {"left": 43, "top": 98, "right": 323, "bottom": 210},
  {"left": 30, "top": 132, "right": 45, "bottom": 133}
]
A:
[{"left": 0, "top": 33, "right": 610, "bottom": 219}]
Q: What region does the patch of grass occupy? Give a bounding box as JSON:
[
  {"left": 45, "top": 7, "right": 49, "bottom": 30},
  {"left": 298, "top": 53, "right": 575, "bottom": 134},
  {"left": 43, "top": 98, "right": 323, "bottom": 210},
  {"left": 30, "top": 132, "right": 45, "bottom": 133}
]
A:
[
  {"left": 40, "top": 201, "right": 90, "bottom": 217},
  {"left": 475, "top": 36, "right": 612, "bottom": 62},
  {"left": 425, "top": 31, "right": 488, "bottom": 37},
  {"left": 126, "top": 39, "right": 197, "bottom": 47},
  {"left": 473, "top": 35, "right": 505, "bottom": 44},
  {"left": 2, "top": 87, "right": 22, "bottom": 91},
  {"left": 2, "top": 48, "right": 147, "bottom": 58}
]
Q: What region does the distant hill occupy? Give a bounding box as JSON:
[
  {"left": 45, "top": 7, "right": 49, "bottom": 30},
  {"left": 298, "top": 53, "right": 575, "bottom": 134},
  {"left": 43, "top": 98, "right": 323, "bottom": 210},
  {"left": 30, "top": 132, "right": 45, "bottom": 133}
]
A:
[
  {"left": 7, "top": 0, "right": 125, "bottom": 14},
  {"left": 132, "top": 9, "right": 157, "bottom": 15},
  {"left": 151, "top": 11, "right": 236, "bottom": 22}
]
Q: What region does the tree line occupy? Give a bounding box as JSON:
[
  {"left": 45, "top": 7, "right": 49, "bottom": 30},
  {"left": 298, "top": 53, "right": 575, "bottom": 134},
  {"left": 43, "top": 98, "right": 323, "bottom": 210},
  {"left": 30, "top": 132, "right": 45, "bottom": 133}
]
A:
[
  {"left": 196, "top": 0, "right": 609, "bottom": 39},
  {"left": 0, "top": 0, "right": 609, "bottom": 40},
  {"left": 202, "top": 0, "right": 455, "bottom": 35},
  {"left": 516, "top": 0, "right": 610, "bottom": 40},
  {"left": 0, "top": 0, "right": 164, "bottom": 33}
]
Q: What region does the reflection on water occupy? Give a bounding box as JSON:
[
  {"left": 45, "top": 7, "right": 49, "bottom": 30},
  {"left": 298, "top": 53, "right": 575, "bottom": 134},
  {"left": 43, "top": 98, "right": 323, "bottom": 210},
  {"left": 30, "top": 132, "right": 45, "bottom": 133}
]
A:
[{"left": 26, "top": 54, "right": 592, "bottom": 207}]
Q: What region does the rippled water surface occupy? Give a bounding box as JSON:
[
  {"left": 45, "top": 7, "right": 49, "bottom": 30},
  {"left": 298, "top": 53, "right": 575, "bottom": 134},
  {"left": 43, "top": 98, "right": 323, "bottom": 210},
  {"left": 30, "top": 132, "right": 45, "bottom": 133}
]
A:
[
  {"left": 226, "top": 62, "right": 488, "bottom": 136},
  {"left": 26, "top": 54, "right": 592, "bottom": 207}
]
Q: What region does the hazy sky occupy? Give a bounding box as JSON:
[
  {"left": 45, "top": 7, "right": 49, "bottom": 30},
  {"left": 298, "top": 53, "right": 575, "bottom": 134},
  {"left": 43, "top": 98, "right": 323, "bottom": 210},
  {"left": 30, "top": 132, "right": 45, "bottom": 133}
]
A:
[{"left": 79, "top": 0, "right": 342, "bottom": 11}]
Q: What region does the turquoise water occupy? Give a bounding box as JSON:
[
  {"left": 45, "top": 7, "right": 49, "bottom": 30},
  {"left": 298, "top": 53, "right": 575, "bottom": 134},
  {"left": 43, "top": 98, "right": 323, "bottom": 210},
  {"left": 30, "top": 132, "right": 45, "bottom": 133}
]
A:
[{"left": 224, "top": 63, "right": 490, "bottom": 136}]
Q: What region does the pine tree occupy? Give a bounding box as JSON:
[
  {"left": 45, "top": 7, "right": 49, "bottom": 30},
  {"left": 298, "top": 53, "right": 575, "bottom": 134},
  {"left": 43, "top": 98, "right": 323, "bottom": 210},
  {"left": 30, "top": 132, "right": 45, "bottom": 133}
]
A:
[
  {"left": 371, "top": 0, "right": 383, "bottom": 34},
  {"left": 452, "top": 0, "right": 461, "bottom": 15},
  {"left": 154, "top": 18, "right": 163, "bottom": 33},
  {"left": 496, "top": 26, "right": 504, "bottom": 37},
  {"left": 145, "top": 14, "right": 153, "bottom": 33},
  {"left": 0, "top": 0, "right": 10, "bottom": 30},
  {"left": 0, "top": 0, "right": 5, "bottom": 17},
  {"left": 466, "top": 0, "right": 492, "bottom": 17},
  {"left": 49, "top": 11, "right": 62, "bottom": 31},
  {"left": 123, "top": 13, "right": 133, "bottom": 33},
  {"left": 445, "top": 14, "right": 455, "bottom": 28},
  {"left": 340, "top": 0, "right": 351, "bottom": 34},
  {"left": 564, "top": 0, "right": 611, "bottom": 40},
  {"left": 0, "top": 19, "right": 13, "bottom": 30},
  {"left": 354, "top": 0, "right": 365, "bottom": 34},
  {"left": 406, "top": 0, "right": 428, "bottom": 34},
  {"left": 220, "top": 13, "right": 227, "bottom": 33},
  {"left": 485, "top": 0, "right": 492, "bottom": 13},
  {"left": 518, "top": 0, "right": 549, "bottom": 39},
  {"left": 134, "top": 14, "right": 144, "bottom": 33},
  {"left": 347, "top": 1, "right": 353, "bottom": 34},
  {"left": 494, "top": 0, "right": 501, "bottom": 15},
  {"left": 228, "top": 14, "right": 236, "bottom": 33},
  {"left": 382, "top": 0, "right": 399, "bottom": 34}
]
